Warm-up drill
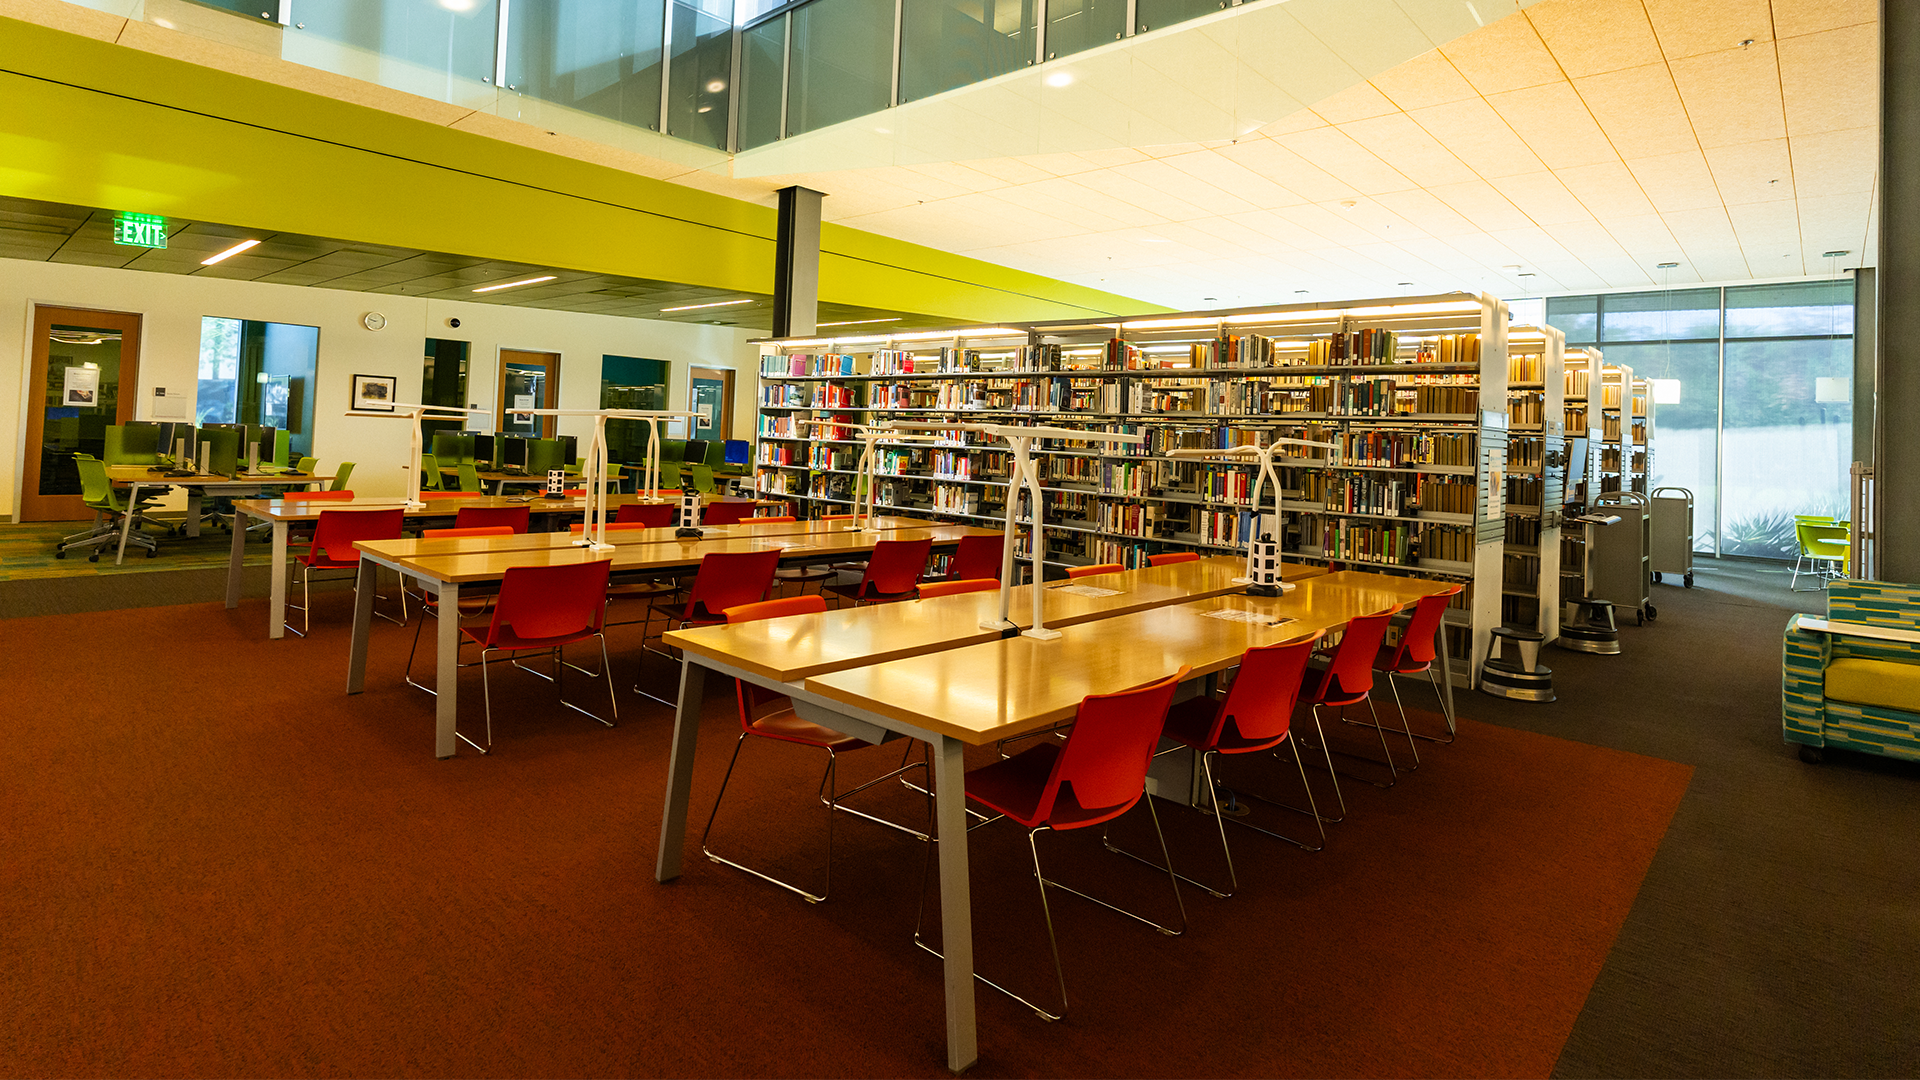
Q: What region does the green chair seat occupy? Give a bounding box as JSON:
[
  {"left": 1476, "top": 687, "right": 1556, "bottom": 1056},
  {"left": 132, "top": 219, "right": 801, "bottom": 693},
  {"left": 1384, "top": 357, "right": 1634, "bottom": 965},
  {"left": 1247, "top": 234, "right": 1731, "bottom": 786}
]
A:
[{"left": 1825, "top": 658, "right": 1920, "bottom": 714}]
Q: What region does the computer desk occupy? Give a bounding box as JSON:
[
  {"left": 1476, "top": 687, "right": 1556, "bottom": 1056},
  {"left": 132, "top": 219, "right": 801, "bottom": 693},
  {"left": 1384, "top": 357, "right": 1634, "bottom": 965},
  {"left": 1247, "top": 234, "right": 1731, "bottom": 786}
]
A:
[
  {"left": 653, "top": 556, "right": 1330, "bottom": 1073},
  {"left": 346, "top": 525, "right": 1002, "bottom": 759},
  {"left": 105, "top": 465, "right": 335, "bottom": 565}
]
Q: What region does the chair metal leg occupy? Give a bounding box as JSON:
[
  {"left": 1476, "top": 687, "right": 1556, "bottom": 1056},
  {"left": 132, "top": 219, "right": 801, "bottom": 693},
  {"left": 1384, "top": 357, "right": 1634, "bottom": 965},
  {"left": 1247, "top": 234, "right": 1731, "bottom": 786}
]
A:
[
  {"left": 467, "top": 647, "right": 497, "bottom": 754},
  {"left": 1343, "top": 677, "right": 1424, "bottom": 764},
  {"left": 1303, "top": 700, "right": 1399, "bottom": 789},
  {"left": 702, "top": 736, "right": 835, "bottom": 903}
]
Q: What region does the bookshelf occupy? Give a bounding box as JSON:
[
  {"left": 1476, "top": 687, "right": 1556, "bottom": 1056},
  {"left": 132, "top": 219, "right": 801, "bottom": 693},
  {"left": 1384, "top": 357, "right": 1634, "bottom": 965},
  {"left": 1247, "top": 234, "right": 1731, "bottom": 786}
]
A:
[
  {"left": 1595, "top": 364, "right": 1655, "bottom": 497},
  {"left": 1500, "top": 326, "right": 1566, "bottom": 644},
  {"left": 1559, "top": 345, "right": 1604, "bottom": 620},
  {"left": 751, "top": 293, "right": 1513, "bottom": 685}
]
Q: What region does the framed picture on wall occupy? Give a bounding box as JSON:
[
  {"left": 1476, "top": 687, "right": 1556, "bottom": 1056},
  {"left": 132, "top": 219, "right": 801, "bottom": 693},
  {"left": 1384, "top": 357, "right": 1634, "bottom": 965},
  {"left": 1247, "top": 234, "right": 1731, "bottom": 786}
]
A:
[{"left": 351, "top": 373, "right": 397, "bottom": 413}]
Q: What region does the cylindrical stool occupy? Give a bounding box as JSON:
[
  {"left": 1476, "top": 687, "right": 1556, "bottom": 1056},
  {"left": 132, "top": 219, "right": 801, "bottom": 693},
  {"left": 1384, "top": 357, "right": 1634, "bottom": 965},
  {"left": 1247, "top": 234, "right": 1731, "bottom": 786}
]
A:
[
  {"left": 1482, "top": 626, "right": 1555, "bottom": 702},
  {"left": 1557, "top": 599, "right": 1622, "bottom": 655}
]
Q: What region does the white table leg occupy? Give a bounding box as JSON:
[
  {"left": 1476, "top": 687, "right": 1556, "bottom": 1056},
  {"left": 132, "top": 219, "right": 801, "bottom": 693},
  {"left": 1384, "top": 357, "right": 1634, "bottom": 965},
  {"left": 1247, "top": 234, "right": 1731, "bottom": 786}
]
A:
[
  {"left": 655, "top": 659, "right": 709, "bottom": 881},
  {"left": 226, "top": 513, "right": 247, "bottom": 608},
  {"left": 933, "top": 735, "right": 979, "bottom": 1073},
  {"left": 114, "top": 482, "right": 140, "bottom": 564},
  {"left": 347, "top": 558, "right": 377, "bottom": 694},
  {"left": 184, "top": 490, "right": 203, "bottom": 538},
  {"left": 268, "top": 522, "right": 289, "bottom": 640},
  {"left": 435, "top": 580, "right": 461, "bottom": 759}
]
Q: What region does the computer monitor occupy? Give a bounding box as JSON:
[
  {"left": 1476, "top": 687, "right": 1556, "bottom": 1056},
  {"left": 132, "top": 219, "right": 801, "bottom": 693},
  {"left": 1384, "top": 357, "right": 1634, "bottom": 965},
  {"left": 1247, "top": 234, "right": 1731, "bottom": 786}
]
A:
[
  {"left": 471, "top": 433, "right": 496, "bottom": 467},
  {"left": 254, "top": 426, "right": 277, "bottom": 468},
  {"left": 723, "top": 439, "right": 751, "bottom": 466},
  {"left": 557, "top": 434, "right": 577, "bottom": 466},
  {"left": 502, "top": 435, "right": 528, "bottom": 469},
  {"left": 1564, "top": 436, "right": 1590, "bottom": 499},
  {"left": 684, "top": 440, "right": 710, "bottom": 469},
  {"left": 198, "top": 426, "right": 240, "bottom": 477}
]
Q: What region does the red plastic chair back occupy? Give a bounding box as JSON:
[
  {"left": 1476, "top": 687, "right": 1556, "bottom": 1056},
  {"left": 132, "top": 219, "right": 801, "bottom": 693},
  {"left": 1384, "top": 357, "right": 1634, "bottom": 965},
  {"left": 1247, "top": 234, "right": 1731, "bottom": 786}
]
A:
[
  {"left": 819, "top": 515, "right": 856, "bottom": 522},
  {"left": 919, "top": 578, "right": 997, "bottom": 599},
  {"left": 1208, "top": 636, "right": 1318, "bottom": 749},
  {"left": 682, "top": 549, "right": 782, "bottom": 622},
  {"left": 281, "top": 490, "right": 354, "bottom": 502},
  {"left": 1308, "top": 606, "right": 1400, "bottom": 707},
  {"left": 454, "top": 504, "right": 530, "bottom": 533},
  {"left": 423, "top": 525, "right": 514, "bottom": 539},
  {"left": 948, "top": 533, "right": 1004, "bottom": 580},
  {"left": 1037, "top": 667, "right": 1189, "bottom": 830},
  {"left": 570, "top": 521, "right": 662, "bottom": 533},
  {"left": 615, "top": 503, "right": 675, "bottom": 527},
  {"left": 420, "top": 491, "right": 469, "bottom": 501},
  {"left": 1378, "top": 586, "right": 1462, "bottom": 673},
  {"left": 726, "top": 595, "right": 827, "bottom": 624},
  {"left": 305, "top": 508, "right": 405, "bottom": 567},
  {"left": 563, "top": 488, "right": 588, "bottom": 497},
  {"left": 1067, "top": 562, "right": 1124, "bottom": 579},
  {"left": 753, "top": 516, "right": 797, "bottom": 523},
  {"left": 702, "top": 501, "right": 757, "bottom": 526},
  {"left": 1148, "top": 551, "right": 1199, "bottom": 567},
  {"left": 855, "top": 537, "right": 933, "bottom": 599},
  {"left": 480, "top": 559, "right": 612, "bottom": 649}
]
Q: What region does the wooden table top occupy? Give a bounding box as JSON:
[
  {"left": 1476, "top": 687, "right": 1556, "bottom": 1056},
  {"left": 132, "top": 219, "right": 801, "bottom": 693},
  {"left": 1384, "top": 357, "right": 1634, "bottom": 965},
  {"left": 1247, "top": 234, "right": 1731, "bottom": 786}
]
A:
[
  {"left": 1313, "top": 568, "right": 1463, "bottom": 604},
  {"left": 665, "top": 556, "right": 1327, "bottom": 684},
  {"left": 342, "top": 515, "right": 932, "bottom": 559},
  {"left": 359, "top": 525, "right": 1000, "bottom": 585},
  {"left": 802, "top": 578, "right": 1401, "bottom": 745},
  {"left": 110, "top": 465, "right": 334, "bottom": 485}
]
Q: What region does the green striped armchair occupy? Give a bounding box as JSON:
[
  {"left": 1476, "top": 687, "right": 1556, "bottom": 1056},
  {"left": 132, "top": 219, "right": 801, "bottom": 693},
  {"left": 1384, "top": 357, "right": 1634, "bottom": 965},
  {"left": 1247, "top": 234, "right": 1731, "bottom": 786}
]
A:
[{"left": 1784, "top": 580, "right": 1920, "bottom": 764}]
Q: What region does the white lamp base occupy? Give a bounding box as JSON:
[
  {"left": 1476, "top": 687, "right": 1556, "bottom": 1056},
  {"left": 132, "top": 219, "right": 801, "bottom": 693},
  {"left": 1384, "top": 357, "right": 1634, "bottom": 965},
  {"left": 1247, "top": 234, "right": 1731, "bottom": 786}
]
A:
[
  {"left": 1021, "top": 626, "right": 1063, "bottom": 641},
  {"left": 978, "top": 619, "right": 1017, "bottom": 633}
]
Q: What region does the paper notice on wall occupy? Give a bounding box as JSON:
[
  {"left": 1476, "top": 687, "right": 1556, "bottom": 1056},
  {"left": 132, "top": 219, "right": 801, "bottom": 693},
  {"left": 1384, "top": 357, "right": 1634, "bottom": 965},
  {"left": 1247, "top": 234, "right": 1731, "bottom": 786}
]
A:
[
  {"left": 63, "top": 367, "right": 99, "bottom": 407},
  {"left": 150, "top": 386, "right": 189, "bottom": 421},
  {"left": 512, "top": 393, "right": 534, "bottom": 425}
]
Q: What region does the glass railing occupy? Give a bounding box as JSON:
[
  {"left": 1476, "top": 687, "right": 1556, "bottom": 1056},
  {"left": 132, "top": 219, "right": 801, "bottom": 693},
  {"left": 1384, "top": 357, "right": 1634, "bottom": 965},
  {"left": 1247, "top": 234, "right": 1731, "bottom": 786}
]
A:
[{"left": 166, "top": 0, "right": 1251, "bottom": 154}]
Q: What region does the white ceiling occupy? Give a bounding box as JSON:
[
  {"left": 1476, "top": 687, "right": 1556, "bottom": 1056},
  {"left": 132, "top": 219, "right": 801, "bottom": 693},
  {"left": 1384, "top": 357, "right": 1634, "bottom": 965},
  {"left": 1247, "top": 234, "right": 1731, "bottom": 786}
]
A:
[{"left": 735, "top": 0, "right": 1878, "bottom": 308}]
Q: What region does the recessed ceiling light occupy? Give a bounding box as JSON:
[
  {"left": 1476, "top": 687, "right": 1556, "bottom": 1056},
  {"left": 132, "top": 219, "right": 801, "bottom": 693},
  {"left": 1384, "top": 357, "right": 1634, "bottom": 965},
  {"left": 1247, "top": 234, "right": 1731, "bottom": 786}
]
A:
[
  {"left": 1824, "top": 250, "right": 1851, "bottom": 258},
  {"left": 1339, "top": 200, "right": 1358, "bottom": 209},
  {"left": 472, "top": 275, "right": 557, "bottom": 293},
  {"left": 817, "top": 317, "right": 902, "bottom": 327},
  {"left": 661, "top": 298, "right": 754, "bottom": 312},
  {"left": 1657, "top": 262, "right": 1680, "bottom": 268},
  {"left": 201, "top": 239, "right": 261, "bottom": 265},
  {"left": 1294, "top": 289, "right": 1309, "bottom": 294},
  {"left": 1045, "top": 71, "right": 1074, "bottom": 88},
  {"left": 706, "top": 79, "right": 726, "bottom": 93}
]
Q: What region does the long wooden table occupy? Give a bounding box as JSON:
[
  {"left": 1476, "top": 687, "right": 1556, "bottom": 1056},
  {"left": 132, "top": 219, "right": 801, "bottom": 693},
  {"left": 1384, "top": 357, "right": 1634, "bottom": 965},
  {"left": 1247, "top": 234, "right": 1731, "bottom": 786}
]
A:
[
  {"left": 107, "top": 464, "right": 333, "bottom": 564},
  {"left": 347, "top": 524, "right": 1001, "bottom": 759},
  {"left": 653, "top": 556, "right": 1329, "bottom": 1073}
]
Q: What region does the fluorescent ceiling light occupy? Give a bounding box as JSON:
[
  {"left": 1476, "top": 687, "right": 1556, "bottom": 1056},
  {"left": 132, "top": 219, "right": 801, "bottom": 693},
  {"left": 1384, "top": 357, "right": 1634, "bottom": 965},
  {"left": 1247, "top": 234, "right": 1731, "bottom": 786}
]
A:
[
  {"left": 817, "top": 317, "right": 901, "bottom": 327},
  {"left": 201, "top": 239, "right": 260, "bottom": 265},
  {"left": 660, "top": 298, "right": 754, "bottom": 312},
  {"left": 1045, "top": 71, "right": 1075, "bottom": 87},
  {"left": 473, "top": 275, "right": 557, "bottom": 293},
  {"left": 1651, "top": 379, "right": 1683, "bottom": 405}
]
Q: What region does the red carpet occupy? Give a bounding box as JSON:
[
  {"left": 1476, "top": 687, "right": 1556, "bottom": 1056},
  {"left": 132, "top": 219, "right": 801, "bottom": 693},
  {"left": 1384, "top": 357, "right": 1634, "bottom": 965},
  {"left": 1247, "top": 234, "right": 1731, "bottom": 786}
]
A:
[{"left": 0, "top": 593, "right": 1691, "bottom": 1077}]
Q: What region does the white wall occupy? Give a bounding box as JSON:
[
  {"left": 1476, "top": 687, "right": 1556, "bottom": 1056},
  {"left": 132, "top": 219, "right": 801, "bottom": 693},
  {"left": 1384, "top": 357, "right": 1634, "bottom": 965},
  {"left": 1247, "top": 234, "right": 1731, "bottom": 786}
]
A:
[{"left": 1, "top": 257, "right": 763, "bottom": 517}]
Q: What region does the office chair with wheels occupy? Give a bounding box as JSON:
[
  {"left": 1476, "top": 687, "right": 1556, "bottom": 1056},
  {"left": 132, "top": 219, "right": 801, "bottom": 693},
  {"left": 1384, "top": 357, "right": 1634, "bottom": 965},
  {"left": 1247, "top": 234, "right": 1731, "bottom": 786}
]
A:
[{"left": 57, "top": 454, "right": 163, "bottom": 560}]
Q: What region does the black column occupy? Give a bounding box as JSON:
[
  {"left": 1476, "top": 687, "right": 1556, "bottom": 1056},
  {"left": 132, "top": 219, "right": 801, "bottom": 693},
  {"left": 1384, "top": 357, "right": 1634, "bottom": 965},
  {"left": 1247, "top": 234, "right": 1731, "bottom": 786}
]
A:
[
  {"left": 773, "top": 185, "right": 823, "bottom": 338},
  {"left": 1878, "top": 2, "right": 1915, "bottom": 579}
]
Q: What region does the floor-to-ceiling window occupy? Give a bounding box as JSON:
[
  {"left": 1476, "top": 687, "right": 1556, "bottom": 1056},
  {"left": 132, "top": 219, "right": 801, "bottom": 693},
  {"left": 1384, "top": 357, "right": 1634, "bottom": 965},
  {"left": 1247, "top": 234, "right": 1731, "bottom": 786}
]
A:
[
  {"left": 1546, "top": 279, "right": 1855, "bottom": 559},
  {"left": 197, "top": 318, "right": 321, "bottom": 458}
]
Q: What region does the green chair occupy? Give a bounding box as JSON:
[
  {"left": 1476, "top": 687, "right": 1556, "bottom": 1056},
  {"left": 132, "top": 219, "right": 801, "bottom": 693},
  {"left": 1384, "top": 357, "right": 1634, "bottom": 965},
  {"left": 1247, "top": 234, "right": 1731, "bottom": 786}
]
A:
[
  {"left": 57, "top": 454, "right": 160, "bottom": 561},
  {"left": 296, "top": 456, "right": 318, "bottom": 474},
  {"left": 330, "top": 462, "right": 355, "bottom": 491},
  {"left": 688, "top": 463, "right": 717, "bottom": 494},
  {"left": 456, "top": 462, "right": 483, "bottom": 493},
  {"left": 1791, "top": 518, "right": 1849, "bottom": 591},
  {"left": 419, "top": 453, "right": 444, "bottom": 492},
  {"left": 103, "top": 424, "right": 161, "bottom": 465}
]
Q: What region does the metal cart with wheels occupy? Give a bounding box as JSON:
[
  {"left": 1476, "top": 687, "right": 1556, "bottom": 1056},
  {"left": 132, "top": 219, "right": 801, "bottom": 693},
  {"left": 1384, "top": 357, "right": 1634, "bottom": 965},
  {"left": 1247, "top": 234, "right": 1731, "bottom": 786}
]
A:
[
  {"left": 1651, "top": 486, "right": 1695, "bottom": 588},
  {"left": 1593, "top": 490, "right": 1655, "bottom": 624}
]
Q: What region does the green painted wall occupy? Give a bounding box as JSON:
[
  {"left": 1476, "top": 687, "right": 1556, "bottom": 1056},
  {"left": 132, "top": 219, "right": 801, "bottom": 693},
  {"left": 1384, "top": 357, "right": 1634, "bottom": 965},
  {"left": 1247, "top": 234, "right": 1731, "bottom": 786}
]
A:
[{"left": 0, "top": 14, "right": 1167, "bottom": 323}]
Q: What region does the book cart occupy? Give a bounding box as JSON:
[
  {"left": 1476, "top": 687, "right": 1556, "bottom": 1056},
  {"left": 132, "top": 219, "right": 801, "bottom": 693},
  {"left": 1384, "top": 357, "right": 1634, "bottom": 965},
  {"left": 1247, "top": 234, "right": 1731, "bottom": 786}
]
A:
[{"left": 752, "top": 292, "right": 1514, "bottom": 686}]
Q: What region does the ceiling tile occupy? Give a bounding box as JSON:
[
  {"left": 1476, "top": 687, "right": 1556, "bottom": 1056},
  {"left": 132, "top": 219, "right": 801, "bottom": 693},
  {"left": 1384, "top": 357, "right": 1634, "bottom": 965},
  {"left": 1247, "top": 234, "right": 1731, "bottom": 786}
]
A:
[
  {"left": 1160, "top": 150, "right": 1313, "bottom": 212},
  {"left": 1486, "top": 171, "right": 1595, "bottom": 226},
  {"left": 1439, "top": 10, "right": 1563, "bottom": 95},
  {"left": 1668, "top": 46, "right": 1787, "bottom": 148},
  {"left": 1625, "top": 150, "right": 1724, "bottom": 212},
  {"left": 1541, "top": 220, "right": 1632, "bottom": 260},
  {"left": 1486, "top": 82, "right": 1621, "bottom": 168},
  {"left": 1777, "top": 23, "right": 1878, "bottom": 137},
  {"left": 1109, "top": 158, "right": 1263, "bottom": 217},
  {"left": 1771, "top": 0, "right": 1876, "bottom": 38},
  {"left": 1370, "top": 188, "right": 1480, "bottom": 237},
  {"left": 1597, "top": 212, "right": 1683, "bottom": 253},
  {"left": 1215, "top": 136, "right": 1361, "bottom": 202},
  {"left": 1641, "top": 0, "right": 1775, "bottom": 60},
  {"left": 1554, "top": 160, "right": 1660, "bottom": 218},
  {"left": 1485, "top": 225, "right": 1577, "bottom": 266},
  {"left": 1403, "top": 97, "right": 1546, "bottom": 179},
  {"left": 1790, "top": 127, "right": 1877, "bottom": 198},
  {"left": 1054, "top": 167, "right": 1213, "bottom": 221},
  {"left": 1268, "top": 127, "right": 1415, "bottom": 195},
  {"left": 1727, "top": 200, "right": 1805, "bottom": 254},
  {"left": 1426, "top": 179, "right": 1535, "bottom": 233},
  {"left": 1336, "top": 112, "right": 1478, "bottom": 186},
  {"left": 1525, "top": 0, "right": 1664, "bottom": 77},
  {"left": 1367, "top": 49, "right": 1479, "bottom": 112},
  {"left": 1703, "top": 139, "right": 1796, "bottom": 206},
  {"left": 1309, "top": 80, "right": 1402, "bottom": 125},
  {"left": 1572, "top": 62, "right": 1698, "bottom": 160}
]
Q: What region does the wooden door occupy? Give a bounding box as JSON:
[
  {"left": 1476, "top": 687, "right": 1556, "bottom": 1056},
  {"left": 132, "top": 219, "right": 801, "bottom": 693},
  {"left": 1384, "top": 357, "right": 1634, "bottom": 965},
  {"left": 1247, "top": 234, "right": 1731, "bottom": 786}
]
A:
[
  {"left": 498, "top": 349, "right": 560, "bottom": 439},
  {"left": 20, "top": 306, "right": 143, "bottom": 521},
  {"left": 688, "top": 365, "right": 734, "bottom": 441}
]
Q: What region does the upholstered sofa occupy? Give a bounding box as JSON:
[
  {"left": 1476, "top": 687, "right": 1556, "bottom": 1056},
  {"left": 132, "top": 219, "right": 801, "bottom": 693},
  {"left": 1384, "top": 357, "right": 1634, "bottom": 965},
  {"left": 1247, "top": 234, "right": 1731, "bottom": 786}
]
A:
[{"left": 1783, "top": 580, "right": 1920, "bottom": 764}]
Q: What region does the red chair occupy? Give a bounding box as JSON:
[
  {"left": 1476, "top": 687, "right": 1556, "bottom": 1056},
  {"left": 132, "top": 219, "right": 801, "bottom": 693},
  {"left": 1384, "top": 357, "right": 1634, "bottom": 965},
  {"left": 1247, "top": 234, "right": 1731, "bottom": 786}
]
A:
[
  {"left": 419, "top": 491, "right": 469, "bottom": 501},
  {"left": 423, "top": 526, "right": 514, "bottom": 539},
  {"left": 752, "top": 515, "right": 797, "bottom": 523},
  {"left": 1147, "top": 551, "right": 1199, "bottom": 567},
  {"left": 702, "top": 500, "right": 757, "bottom": 526},
  {"left": 454, "top": 559, "right": 618, "bottom": 753},
  {"left": 825, "top": 537, "right": 932, "bottom": 606},
  {"left": 284, "top": 507, "right": 406, "bottom": 637},
  {"left": 1371, "top": 585, "right": 1464, "bottom": 747},
  {"left": 637, "top": 549, "right": 782, "bottom": 703},
  {"left": 1067, "top": 562, "right": 1124, "bottom": 579},
  {"left": 569, "top": 522, "right": 666, "bottom": 534},
  {"left": 453, "top": 504, "right": 530, "bottom": 533},
  {"left": 615, "top": 502, "right": 675, "bottom": 527},
  {"left": 403, "top": 526, "right": 515, "bottom": 690},
  {"left": 918, "top": 578, "right": 998, "bottom": 599},
  {"left": 919, "top": 667, "right": 1192, "bottom": 1021},
  {"left": 1152, "top": 636, "right": 1325, "bottom": 891},
  {"left": 280, "top": 490, "right": 354, "bottom": 501},
  {"left": 946, "top": 533, "right": 1004, "bottom": 581},
  {"left": 700, "top": 596, "right": 931, "bottom": 902},
  {"left": 1297, "top": 605, "right": 1404, "bottom": 818}
]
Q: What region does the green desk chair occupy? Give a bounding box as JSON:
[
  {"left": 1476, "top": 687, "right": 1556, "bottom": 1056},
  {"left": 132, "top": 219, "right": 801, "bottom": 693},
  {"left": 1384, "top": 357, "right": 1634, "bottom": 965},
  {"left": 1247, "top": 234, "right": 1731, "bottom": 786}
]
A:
[
  {"left": 1792, "top": 519, "right": 1850, "bottom": 591},
  {"left": 456, "top": 462, "right": 483, "bottom": 493},
  {"left": 57, "top": 454, "right": 161, "bottom": 561},
  {"left": 296, "top": 456, "right": 318, "bottom": 474},
  {"left": 688, "top": 463, "right": 717, "bottom": 494},
  {"left": 419, "top": 453, "right": 444, "bottom": 492},
  {"left": 330, "top": 462, "right": 355, "bottom": 491}
]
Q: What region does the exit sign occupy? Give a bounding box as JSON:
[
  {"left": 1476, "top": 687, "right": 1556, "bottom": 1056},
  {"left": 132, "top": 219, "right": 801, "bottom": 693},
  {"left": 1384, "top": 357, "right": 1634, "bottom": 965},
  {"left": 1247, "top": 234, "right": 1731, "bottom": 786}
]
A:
[{"left": 112, "top": 213, "right": 167, "bottom": 248}]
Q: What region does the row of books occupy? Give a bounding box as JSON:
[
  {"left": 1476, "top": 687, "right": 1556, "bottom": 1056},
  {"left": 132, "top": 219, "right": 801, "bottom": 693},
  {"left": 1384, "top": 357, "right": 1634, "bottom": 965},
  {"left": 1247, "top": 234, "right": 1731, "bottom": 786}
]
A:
[
  {"left": 1336, "top": 430, "right": 1476, "bottom": 468},
  {"left": 1508, "top": 352, "right": 1544, "bottom": 383},
  {"left": 1419, "top": 477, "right": 1477, "bottom": 515},
  {"left": 1505, "top": 516, "right": 1542, "bottom": 546},
  {"left": 1505, "top": 475, "right": 1543, "bottom": 506},
  {"left": 1324, "top": 475, "right": 1414, "bottom": 517},
  {"left": 1090, "top": 539, "right": 1155, "bottom": 569},
  {"left": 1099, "top": 460, "right": 1156, "bottom": 497},
  {"left": 1096, "top": 500, "right": 1161, "bottom": 539},
  {"left": 1503, "top": 553, "right": 1541, "bottom": 588},
  {"left": 1509, "top": 436, "right": 1543, "bottom": 472},
  {"left": 1565, "top": 368, "right": 1590, "bottom": 398},
  {"left": 1510, "top": 392, "right": 1547, "bottom": 426},
  {"left": 1195, "top": 508, "right": 1273, "bottom": 547}
]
